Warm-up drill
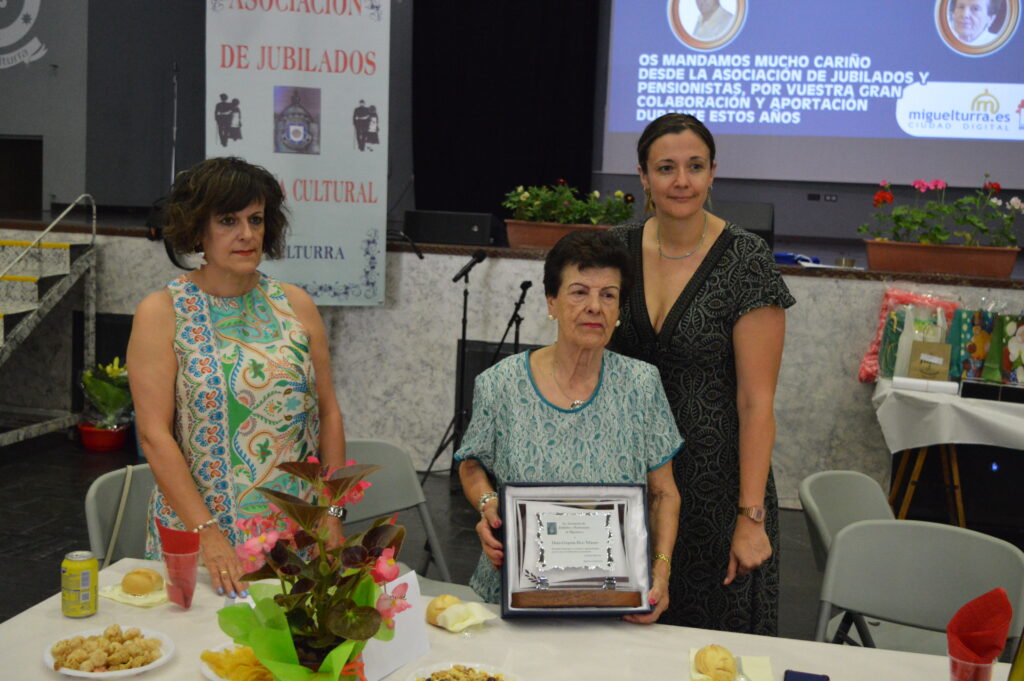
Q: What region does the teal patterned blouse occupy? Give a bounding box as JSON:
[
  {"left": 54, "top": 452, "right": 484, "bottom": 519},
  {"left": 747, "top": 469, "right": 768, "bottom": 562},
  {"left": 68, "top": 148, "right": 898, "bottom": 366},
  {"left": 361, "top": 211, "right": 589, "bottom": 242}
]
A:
[{"left": 454, "top": 349, "right": 684, "bottom": 603}]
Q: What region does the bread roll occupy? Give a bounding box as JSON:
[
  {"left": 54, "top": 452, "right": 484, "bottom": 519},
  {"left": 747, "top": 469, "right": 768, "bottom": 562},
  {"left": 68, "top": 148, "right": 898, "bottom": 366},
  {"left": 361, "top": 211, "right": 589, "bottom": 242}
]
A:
[
  {"left": 121, "top": 568, "right": 164, "bottom": 595},
  {"left": 425, "top": 594, "right": 462, "bottom": 626},
  {"left": 694, "top": 644, "right": 737, "bottom": 681}
]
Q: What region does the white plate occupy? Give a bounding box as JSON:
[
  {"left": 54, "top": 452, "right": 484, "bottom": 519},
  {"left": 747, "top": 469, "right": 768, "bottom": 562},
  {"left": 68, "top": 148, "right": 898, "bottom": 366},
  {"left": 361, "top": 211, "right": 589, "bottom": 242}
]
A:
[
  {"left": 198, "top": 642, "right": 244, "bottom": 681},
  {"left": 43, "top": 627, "right": 174, "bottom": 678},
  {"left": 407, "top": 662, "right": 516, "bottom": 681}
]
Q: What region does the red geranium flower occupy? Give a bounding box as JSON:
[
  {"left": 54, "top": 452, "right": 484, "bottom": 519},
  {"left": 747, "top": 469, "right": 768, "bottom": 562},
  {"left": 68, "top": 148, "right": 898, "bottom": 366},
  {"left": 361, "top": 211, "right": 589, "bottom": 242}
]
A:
[
  {"left": 984, "top": 181, "right": 1002, "bottom": 194},
  {"left": 873, "top": 190, "right": 895, "bottom": 208}
]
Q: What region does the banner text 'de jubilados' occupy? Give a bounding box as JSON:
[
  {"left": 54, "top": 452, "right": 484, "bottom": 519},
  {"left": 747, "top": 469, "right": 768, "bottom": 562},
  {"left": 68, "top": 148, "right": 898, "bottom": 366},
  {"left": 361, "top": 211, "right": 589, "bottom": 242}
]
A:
[{"left": 221, "top": 44, "right": 377, "bottom": 74}]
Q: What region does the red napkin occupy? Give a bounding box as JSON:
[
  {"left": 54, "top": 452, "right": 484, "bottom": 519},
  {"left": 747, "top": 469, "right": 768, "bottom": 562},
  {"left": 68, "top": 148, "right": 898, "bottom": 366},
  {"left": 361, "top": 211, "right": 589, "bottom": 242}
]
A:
[
  {"left": 947, "top": 587, "right": 1013, "bottom": 664},
  {"left": 157, "top": 520, "right": 200, "bottom": 554}
]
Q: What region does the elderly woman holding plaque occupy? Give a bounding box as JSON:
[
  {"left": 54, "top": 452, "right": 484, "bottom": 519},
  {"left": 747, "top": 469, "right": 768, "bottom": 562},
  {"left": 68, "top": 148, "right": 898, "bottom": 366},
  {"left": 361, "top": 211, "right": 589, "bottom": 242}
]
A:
[{"left": 456, "top": 230, "right": 683, "bottom": 624}]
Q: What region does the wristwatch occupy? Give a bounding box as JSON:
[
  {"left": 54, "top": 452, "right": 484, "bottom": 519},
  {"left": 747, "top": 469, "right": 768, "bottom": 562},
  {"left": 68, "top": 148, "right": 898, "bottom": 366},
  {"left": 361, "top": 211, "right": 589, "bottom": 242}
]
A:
[
  {"left": 327, "top": 505, "right": 347, "bottom": 520},
  {"left": 737, "top": 505, "right": 766, "bottom": 522}
]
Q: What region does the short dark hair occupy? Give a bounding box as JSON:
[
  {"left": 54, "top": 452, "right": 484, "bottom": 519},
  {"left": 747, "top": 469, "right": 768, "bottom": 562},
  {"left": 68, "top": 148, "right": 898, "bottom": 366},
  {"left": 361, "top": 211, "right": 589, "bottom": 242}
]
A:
[
  {"left": 637, "top": 113, "right": 717, "bottom": 170},
  {"left": 163, "top": 157, "right": 289, "bottom": 258},
  {"left": 543, "top": 229, "right": 633, "bottom": 302}
]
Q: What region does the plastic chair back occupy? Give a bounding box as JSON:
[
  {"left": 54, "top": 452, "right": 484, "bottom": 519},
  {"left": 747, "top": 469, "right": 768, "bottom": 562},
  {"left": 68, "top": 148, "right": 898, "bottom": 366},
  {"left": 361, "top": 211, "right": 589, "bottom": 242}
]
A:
[
  {"left": 799, "top": 470, "right": 894, "bottom": 572},
  {"left": 815, "top": 519, "right": 1024, "bottom": 648},
  {"left": 344, "top": 439, "right": 452, "bottom": 582},
  {"left": 84, "top": 463, "right": 155, "bottom": 564}
]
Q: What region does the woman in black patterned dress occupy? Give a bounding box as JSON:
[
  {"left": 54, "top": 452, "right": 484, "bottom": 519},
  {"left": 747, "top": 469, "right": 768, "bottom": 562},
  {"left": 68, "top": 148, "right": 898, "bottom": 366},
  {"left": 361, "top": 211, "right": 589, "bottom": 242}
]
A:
[{"left": 609, "top": 114, "right": 795, "bottom": 634}]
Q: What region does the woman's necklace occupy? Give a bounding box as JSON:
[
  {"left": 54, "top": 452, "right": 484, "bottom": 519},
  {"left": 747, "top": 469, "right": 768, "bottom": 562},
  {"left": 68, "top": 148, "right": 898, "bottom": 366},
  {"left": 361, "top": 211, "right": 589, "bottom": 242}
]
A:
[
  {"left": 657, "top": 211, "right": 708, "bottom": 260},
  {"left": 550, "top": 356, "right": 591, "bottom": 410}
]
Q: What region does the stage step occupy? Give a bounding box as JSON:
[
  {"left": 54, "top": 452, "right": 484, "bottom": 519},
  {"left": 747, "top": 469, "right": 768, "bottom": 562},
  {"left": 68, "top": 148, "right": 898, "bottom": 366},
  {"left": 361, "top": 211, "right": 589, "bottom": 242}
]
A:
[
  {"left": 0, "top": 244, "right": 95, "bottom": 357},
  {"left": 0, "top": 241, "right": 88, "bottom": 277}
]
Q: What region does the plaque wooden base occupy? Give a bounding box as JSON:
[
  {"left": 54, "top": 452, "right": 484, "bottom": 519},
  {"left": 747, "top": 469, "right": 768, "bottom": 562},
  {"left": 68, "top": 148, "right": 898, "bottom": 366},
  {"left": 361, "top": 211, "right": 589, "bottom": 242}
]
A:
[{"left": 510, "top": 590, "right": 642, "bottom": 608}]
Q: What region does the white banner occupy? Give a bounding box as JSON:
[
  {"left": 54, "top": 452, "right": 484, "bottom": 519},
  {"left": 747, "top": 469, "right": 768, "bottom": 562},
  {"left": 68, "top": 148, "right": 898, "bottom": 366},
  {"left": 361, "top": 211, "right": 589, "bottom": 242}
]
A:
[{"left": 206, "top": 0, "right": 389, "bottom": 305}]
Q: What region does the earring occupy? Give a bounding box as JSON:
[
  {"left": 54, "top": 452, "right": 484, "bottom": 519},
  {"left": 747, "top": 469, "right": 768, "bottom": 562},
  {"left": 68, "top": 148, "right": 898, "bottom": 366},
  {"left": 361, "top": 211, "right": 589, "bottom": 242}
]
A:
[
  {"left": 643, "top": 187, "right": 654, "bottom": 215},
  {"left": 547, "top": 314, "right": 555, "bottom": 321},
  {"left": 615, "top": 320, "right": 621, "bottom": 327}
]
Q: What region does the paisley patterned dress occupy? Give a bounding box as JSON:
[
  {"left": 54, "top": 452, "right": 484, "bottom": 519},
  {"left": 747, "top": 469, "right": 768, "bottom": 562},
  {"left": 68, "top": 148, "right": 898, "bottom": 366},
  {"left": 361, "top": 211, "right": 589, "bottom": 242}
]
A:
[
  {"left": 609, "top": 223, "right": 795, "bottom": 634},
  {"left": 454, "top": 349, "right": 684, "bottom": 603},
  {"left": 145, "top": 273, "right": 320, "bottom": 557}
]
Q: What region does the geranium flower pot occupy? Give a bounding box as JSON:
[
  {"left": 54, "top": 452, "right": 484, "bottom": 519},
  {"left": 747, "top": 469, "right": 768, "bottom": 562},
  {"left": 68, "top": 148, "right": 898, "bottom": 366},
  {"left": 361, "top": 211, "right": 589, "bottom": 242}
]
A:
[
  {"left": 78, "top": 422, "right": 129, "bottom": 452},
  {"left": 864, "top": 240, "right": 1020, "bottom": 279},
  {"left": 505, "top": 220, "right": 611, "bottom": 250}
]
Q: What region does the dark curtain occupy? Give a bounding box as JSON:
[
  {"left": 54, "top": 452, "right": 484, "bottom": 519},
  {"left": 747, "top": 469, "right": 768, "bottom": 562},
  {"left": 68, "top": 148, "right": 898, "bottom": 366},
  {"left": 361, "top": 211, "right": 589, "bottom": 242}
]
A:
[{"left": 412, "top": 2, "right": 600, "bottom": 215}]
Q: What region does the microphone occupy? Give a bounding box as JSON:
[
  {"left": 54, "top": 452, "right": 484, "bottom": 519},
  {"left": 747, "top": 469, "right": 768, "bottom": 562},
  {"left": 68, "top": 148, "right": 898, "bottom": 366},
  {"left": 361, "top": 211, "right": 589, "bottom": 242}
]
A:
[
  {"left": 452, "top": 249, "right": 486, "bottom": 282},
  {"left": 516, "top": 280, "right": 532, "bottom": 304}
]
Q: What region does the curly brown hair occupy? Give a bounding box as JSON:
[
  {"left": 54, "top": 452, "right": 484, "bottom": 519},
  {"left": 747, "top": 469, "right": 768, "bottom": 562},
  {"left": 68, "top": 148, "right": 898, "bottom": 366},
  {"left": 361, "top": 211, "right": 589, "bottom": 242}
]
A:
[{"left": 162, "top": 157, "right": 288, "bottom": 258}]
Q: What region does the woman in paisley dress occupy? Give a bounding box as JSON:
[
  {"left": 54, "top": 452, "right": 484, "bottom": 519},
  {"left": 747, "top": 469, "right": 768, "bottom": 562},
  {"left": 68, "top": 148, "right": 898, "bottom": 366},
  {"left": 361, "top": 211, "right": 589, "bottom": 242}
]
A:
[
  {"left": 127, "top": 157, "right": 346, "bottom": 598},
  {"left": 610, "top": 114, "right": 794, "bottom": 634},
  {"left": 456, "top": 230, "right": 683, "bottom": 624}
]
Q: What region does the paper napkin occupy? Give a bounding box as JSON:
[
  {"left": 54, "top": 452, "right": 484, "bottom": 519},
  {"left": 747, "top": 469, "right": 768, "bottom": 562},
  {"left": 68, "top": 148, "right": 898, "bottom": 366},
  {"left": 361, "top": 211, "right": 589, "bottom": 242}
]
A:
[{"left": 947, "top": 587, "right": 1013, "bottom": 663}]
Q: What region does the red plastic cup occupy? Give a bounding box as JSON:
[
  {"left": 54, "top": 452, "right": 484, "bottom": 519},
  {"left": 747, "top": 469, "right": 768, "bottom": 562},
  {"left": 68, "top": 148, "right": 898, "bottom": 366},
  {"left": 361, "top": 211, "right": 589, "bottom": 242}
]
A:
[
  {"left": 156, "top": 521, "right": 200, "bottom": 554},
  {"left": 163, "top": 550, "right": 199, "bottom": 610},
  {"left": 949, "top": 654, "right": 995, "bottom": 681}
]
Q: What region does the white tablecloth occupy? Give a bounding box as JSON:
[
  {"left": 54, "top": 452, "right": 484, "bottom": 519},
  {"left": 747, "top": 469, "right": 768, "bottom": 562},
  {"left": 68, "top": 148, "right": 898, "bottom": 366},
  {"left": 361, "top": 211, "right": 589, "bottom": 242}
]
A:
[
  {"left": 4, "top": 558, "right": 1010, "bottom": 681},
  {"left": 872, "top": 378, "right": 1024, "bottom": 453}
]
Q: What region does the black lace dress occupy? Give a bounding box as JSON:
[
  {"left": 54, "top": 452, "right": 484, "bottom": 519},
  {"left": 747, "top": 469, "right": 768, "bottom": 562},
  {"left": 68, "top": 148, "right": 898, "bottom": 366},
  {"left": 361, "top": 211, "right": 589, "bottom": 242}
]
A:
[{"left": 609, "top": 222, "right": 795, "bottom": 634}]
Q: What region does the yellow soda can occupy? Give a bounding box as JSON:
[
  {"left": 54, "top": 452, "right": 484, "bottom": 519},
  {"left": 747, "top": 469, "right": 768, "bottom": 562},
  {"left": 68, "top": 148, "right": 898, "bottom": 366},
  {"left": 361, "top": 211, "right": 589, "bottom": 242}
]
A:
[{"left": 61, "top": 550, "right": 98, "bottom": 617}]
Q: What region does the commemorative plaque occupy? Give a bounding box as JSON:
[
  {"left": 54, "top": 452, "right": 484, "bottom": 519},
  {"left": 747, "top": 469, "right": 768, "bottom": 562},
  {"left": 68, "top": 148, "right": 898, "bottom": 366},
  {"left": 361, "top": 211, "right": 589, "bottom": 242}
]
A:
[{"left": 500, "top": 483, "right": 651, "bottom": 618}]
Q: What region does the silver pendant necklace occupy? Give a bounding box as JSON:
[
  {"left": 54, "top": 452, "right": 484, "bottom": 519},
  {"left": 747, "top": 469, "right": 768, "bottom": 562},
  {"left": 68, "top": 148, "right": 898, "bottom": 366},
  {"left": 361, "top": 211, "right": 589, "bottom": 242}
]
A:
[
  {"left": 657, "top": 211, "right": 708, "bottom": 260},
  {"left": 551, "top": 355, "right": 590, "bottom": 410}
]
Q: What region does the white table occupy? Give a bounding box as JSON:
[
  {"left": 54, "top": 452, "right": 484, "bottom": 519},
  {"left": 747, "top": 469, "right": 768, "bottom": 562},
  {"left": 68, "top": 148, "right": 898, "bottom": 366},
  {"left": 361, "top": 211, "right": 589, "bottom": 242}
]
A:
[
  {"left": 872, "top": 378, "right": 1024, "bottom": 454},
  {"left": 872, "top": 378, "right": 1024, "bottom": 525},
  {"left": 4, "top": 558, "right": 1010, "bottom": 681}
]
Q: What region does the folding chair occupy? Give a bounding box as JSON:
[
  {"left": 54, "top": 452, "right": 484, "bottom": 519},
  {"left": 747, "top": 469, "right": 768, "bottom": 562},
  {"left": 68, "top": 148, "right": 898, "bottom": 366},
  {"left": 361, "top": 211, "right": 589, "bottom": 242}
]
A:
[
  {"left": 84, "top": 463, "right": 156, "bottom": 568},
  {"left": 799, "top": 470, "right": 895, "bottom": 646},
  {"left": 815, "top": 519, "right": 1024, "bottom": 657},
  {"left": 345, "top": 438, "right": 453, "bottom": 583}
]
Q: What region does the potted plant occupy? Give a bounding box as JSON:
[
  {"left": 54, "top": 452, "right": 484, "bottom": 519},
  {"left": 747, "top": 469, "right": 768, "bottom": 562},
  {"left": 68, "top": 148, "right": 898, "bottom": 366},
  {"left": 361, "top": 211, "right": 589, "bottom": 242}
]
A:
[
  {"left": 858, "top": 177, "right": 1024, "bottom": 278},
  {"left": 79, "top": 357, "right": 133, "bottom": 451},
  {"left": 216, "top": 458, "right": 408, "bottom": 680},
  {"left": 502, "top": 179, "right": 635, "bottom": 249}
]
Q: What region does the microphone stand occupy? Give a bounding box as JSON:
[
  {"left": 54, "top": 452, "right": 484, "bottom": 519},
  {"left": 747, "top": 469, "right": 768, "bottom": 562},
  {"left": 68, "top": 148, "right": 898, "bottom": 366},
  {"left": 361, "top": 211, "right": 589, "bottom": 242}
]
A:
[
  {"left": 386, "top": 229, "right": 425, "bottom": 259},
  {"left": 421, "top": 270, "right": 471, "bottom": 485},
  {"left": 489, "top": 283, "right": 530, "bottom": 368}
]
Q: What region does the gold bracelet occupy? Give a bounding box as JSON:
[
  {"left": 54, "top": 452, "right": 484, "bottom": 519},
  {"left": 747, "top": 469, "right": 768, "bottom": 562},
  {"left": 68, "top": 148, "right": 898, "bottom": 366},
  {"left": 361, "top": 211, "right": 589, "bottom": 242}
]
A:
[
  {"left": 652, "top": 552, "right": 671, "bottom": 573},
  {"left": 477, "top": 491, "right": 498, "bottom": 515}
]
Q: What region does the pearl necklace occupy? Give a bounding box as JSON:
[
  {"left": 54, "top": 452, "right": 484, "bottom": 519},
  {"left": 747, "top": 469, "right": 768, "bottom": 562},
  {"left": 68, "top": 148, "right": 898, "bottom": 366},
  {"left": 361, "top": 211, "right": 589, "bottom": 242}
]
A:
[{"left": 657, "top": 211, "right": 708, "bottom": 260}]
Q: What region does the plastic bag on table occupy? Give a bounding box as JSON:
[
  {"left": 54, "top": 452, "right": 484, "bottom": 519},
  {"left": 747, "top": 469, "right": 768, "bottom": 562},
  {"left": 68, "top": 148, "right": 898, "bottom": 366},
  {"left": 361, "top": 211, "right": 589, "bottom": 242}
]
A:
[
  {"left": 859, "top": 289, "right": 960, "bottom": 383},
  {"left": 948, "top": 309, "right": 996, "bottom": 380},
  {"left": 981, "top": 314, "right": 1024, "bottom": 384}
]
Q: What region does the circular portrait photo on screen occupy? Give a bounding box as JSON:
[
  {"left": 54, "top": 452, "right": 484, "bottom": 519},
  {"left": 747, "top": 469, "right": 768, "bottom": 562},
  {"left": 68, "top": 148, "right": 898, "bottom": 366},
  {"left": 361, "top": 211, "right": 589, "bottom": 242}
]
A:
[
  {"left": 935, "top": 0, "right": 1020, "bottom": 56},
  {"left": 668, "top": 0, "right": 746, "bottom": 51}
]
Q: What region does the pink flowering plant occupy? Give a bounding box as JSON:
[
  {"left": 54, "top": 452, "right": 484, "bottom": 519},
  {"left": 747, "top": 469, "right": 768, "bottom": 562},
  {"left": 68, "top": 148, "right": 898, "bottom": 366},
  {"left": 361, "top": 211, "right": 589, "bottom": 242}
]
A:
[
  {"left": 860, "top": 176, "right": 1024, "bottom": 247},
  {"left": 216, "top": 458, "right": 409, "bottom": 680}
]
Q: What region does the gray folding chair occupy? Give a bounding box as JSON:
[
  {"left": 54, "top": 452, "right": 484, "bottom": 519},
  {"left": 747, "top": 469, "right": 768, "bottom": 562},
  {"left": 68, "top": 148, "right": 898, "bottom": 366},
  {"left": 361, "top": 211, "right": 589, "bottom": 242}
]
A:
[
  {"left": 344, "top": 438, "right": 453, "bottom": 583},
  {"left": 799, "top": 470, "right": 895, "bottom": 646},
  {"left": 84, "top": 463, "right": 155, "bottom": 568},
  {"left": 815, "top": 519, "right": 1024, "bottom": 657}
]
